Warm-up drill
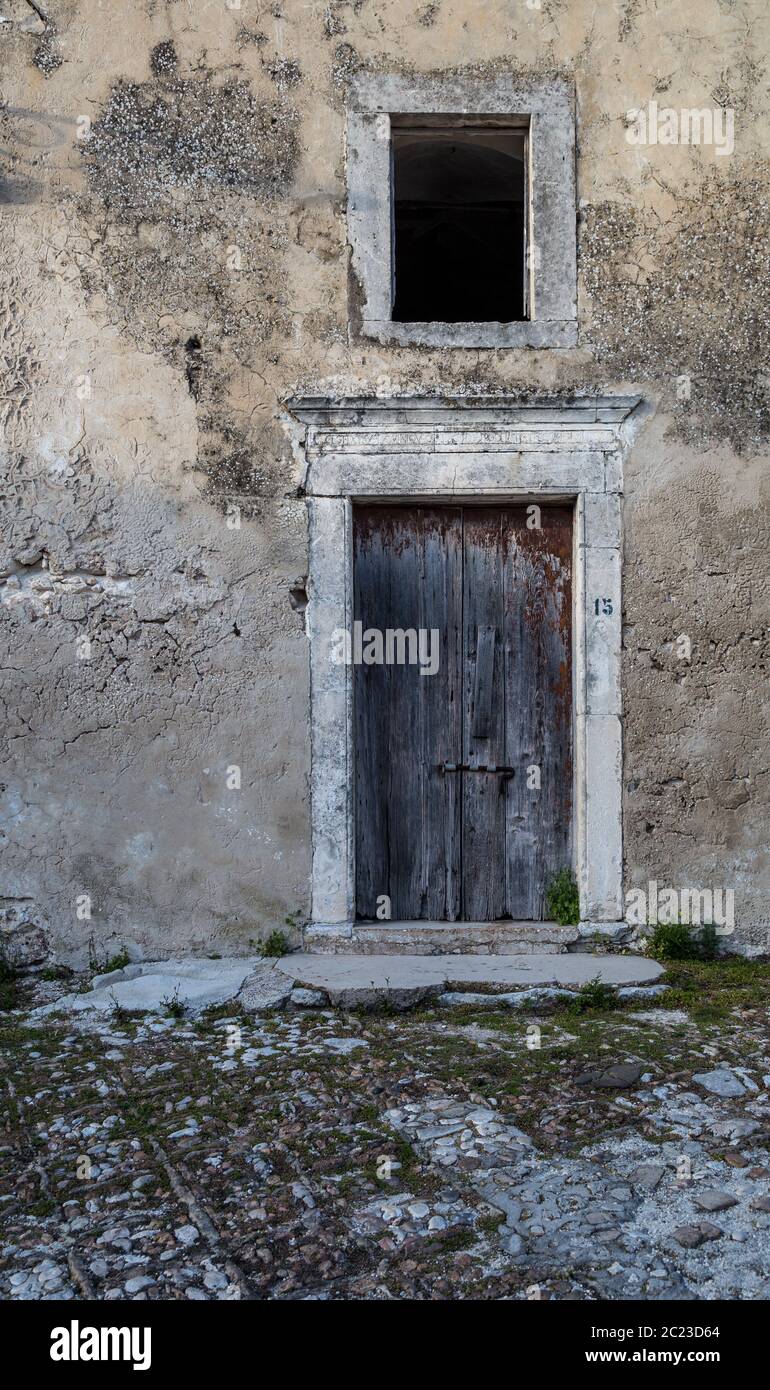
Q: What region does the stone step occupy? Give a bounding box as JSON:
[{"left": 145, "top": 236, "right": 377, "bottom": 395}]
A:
[
  {"left": 280, "top": 952, "right": 666, "bottom": 1011},
  {"left": 303, "top": 921, "right": 579, "bottom": 956}
]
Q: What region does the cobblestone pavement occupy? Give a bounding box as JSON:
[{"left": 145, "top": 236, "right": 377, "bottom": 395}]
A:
[{"left": 2, "top": 960, "right": 770, "bottom": 1301}]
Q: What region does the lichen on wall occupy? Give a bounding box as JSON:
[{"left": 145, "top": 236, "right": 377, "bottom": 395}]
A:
[{"left": 581, "top": 168, "right": 770, "bottom": 452}]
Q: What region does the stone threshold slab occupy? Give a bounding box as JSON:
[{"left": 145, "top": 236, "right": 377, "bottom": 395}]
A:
[{"left": 276, "top": 952, "right": 664, "bottom": 992}]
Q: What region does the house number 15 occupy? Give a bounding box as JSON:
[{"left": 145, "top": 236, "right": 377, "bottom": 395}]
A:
[{"left": 594, "top": 598, "right": 613, "bottom": 615}]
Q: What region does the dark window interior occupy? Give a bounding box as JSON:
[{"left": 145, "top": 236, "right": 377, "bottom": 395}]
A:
[{"left": 392, "top": 123, "right": 527, "bottom": 323}]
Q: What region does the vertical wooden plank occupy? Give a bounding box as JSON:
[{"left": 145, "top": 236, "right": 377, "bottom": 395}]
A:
[
  {"left": 420, "top": 508, "right": 463, "bottom": 919},
  {"left": 353, "top": 506, "right": 462, "bottom": 920},
  {"left": 380, "top": 510, "right": 422, "bottom": 918},
  {"left": 353, "top": 508, "right": 392, "bottom": 919},
  {"left": 471, "top": 625, "right": 496, "bottom": 738},
  {"left": 503, "top": 505, "right": 573, "bottom": 918},
  {"left": 462, "top": 510, "right": 507, "bottom": 920}
]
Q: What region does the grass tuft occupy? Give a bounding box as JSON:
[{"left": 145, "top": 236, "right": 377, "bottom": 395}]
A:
[
  {"left": 258, "top": 929, "right": 292, "bottom": 958},
  {"left": 545, "top": 869, "right": 580, "bottom": 926}
]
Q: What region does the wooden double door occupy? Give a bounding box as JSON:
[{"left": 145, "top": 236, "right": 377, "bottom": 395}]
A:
[{"left": 353, "top": 504, "right": 573, "bottom": 922}]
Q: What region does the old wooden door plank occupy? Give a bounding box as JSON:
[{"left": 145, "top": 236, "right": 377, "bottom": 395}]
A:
[
  {"left": 471, "top": 624, "right": 496, "bottom": 738},
  {"left": 421, "top": 508, "right": 463, "bottom": 920},
  {"left": 462, "top": 510, "right": 507, "bottom": 920},
  {"left": 353, "top": 507, "right": 395, "bottom": 919},
  {"left": 503, "top": 505, "right": 573, "bottom": 918}
]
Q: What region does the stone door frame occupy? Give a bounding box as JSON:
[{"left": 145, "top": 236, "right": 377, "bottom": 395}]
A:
[{"left": 288, "top": 395, "right": 641, "bottom": 938}]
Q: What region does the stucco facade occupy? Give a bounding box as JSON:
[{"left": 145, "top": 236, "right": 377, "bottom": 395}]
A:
[{"left": 1, "top": 0, "right": 767, "bottom": 966}]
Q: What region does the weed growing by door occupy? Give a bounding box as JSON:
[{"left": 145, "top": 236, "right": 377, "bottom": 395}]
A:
[{"left": 545, "top": 869, "right": 580, "bottom": 926}]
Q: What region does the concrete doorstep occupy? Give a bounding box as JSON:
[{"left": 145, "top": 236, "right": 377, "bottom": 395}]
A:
[
  {"left": 28, "top": 952, "right": 666, "bottom": 1020},
  {"left": 279, "top": 952, "right": 666, "bottom": 1011}
]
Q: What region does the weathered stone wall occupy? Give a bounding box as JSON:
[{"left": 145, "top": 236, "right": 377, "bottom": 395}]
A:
[{"left": 1, "top": 0, "right": 767, "bottom": 964}]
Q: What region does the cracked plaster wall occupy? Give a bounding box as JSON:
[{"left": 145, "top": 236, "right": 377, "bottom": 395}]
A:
[{"left": 0, "top": 0, "right": 768, "bottom": 963}]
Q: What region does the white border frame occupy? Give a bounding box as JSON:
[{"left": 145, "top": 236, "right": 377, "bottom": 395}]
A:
[{"left": 289, "top": 396, "right": 640, "bottom": 937}]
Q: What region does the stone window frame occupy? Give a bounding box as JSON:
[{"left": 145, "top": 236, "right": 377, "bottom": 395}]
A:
[
  {"left": 346, "top": 73, "right": 578, "bottom": 349},
  {"left": 288, "top": 395, "right": 641, "bottom": 939}
]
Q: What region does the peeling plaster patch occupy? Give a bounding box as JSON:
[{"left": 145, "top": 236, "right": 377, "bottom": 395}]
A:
[
  {"left": 32, "top": 31, "right": 63, "bottom": 77},
  {"left": 581, "top": 168, "right": 770, "bottom": 450},
  {"left": 265, "top": 59, "right": 302, "bottom": 90},
  {"left": 196, "top": 413, "right": 291, "bottom": 518},
  {"left": 74, "top": 202, "right": 290, "bottom": 365},
  {"left": 236, "top": 29, "right": 268, "bottom": 50},
  {"left": 68, "top": 62, "right": 303, "bottom": 555},
  {"left": 1, "top": 566, "right": 135, "bottom": 611},
  {"left": 149, "top": 39, "right": 178, "bottom": 77},
  {"left": 331, "top": 42, "right": 359, "bottom": 89},
  {"left": 0, "top": 279, "right": 39, "bottom": 443},
  {"left": 83, "top": 75, "right": 299, "bottom": 207},
  {"left": 324, "top": 0, "right": 369, "bottom": 40},
  {"left": 73, "top": 68, "right": 297, "bottom": 395}
]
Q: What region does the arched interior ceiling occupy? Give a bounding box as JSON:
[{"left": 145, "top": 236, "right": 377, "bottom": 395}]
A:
[{"left": 393, "top": 128, "right": 526, "bottom": 205}]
